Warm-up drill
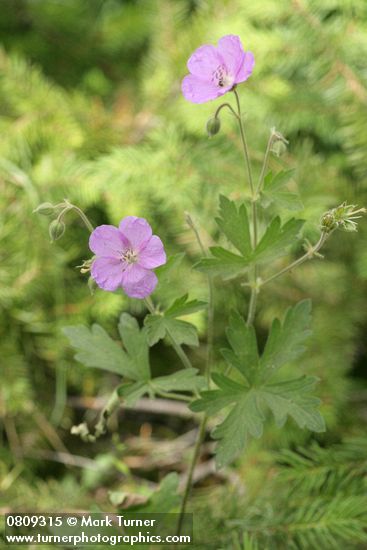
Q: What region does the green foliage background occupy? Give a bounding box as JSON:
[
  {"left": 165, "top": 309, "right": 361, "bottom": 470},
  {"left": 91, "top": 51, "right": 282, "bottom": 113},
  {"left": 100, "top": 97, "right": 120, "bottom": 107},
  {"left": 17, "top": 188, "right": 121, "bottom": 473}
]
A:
[{"left": 0, "top": 1, "right": 366, "bottom": 548}]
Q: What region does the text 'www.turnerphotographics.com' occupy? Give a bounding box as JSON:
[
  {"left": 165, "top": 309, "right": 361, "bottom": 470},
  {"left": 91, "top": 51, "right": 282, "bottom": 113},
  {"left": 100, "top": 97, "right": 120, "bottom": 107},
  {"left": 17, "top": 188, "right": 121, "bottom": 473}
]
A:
[{"left": 4, "top": 513, "right": 193, "bottom": 546}]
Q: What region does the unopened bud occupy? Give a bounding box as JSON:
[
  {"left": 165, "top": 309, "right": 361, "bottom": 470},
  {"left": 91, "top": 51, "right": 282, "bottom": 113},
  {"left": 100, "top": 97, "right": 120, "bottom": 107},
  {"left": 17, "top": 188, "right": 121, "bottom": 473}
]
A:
[
  {"left": 49, "top": 219, "right": 65, "bottom": 241},
  {"left": 184, "top": 211, "right": 195, "bottom": 229},
  {"left": 321, "top": 202, "right": 366, "bottom": 233},
  {"left": 270, "top": 127, "right": 288, "bottom": 157},
  {"left": 206, "top": 116, "right": 221, "bottom": 137},
  {"left": 33, "top": 202, "right": 55, "bottom": 216},
  {"left": 271, "top": 140, "right": 288, "bottom": 157},
  {"left": 320, "top": 212, "right": 337, "bottom": 233}
]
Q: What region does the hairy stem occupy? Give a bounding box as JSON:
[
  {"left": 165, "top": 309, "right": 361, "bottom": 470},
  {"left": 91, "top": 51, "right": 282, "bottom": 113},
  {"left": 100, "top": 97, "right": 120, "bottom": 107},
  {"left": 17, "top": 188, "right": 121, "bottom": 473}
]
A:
[
  {"left": 233, "top": 88, "right": 258, "bottom": 325},
  {"left": 233, "top": 89, "right": 255, "bottom": 198},
  {"left": 261, "top": 232, "right": 329, "bottom": 286},
  {"left": 246, "top": 284, "right": 258, "bottom": 326},
  {"left": 214, "top": 102, "right": 239, "bottom": 120},
  {"left": 59, "top": 200, "right": 95, "bottom": 233}
]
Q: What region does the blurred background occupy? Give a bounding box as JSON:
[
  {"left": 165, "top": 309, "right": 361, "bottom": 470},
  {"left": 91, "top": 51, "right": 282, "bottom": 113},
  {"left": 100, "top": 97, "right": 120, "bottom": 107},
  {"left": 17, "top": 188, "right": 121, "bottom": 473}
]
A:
[{"left": 0, "top": 1, "right": 366, "bottom": 548}]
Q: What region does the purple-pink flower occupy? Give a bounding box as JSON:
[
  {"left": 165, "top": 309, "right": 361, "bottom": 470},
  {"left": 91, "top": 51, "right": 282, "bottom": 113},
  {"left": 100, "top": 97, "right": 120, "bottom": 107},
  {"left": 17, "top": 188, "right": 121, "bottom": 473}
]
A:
[
  {"left": 89, "top": 217, "right": 166, "bottom": 299},
  {"left": 182, "top": 35, "right": 254, "bottom": 104}
]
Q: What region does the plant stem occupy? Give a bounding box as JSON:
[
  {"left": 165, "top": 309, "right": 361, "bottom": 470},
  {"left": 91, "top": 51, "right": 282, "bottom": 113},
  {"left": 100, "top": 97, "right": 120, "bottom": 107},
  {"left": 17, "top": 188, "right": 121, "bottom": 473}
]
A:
[
  {"left": 233, "top": 89, "right": 255, "bottom": 198},
  {"left": 233, "top": 88, "right": 258, "bottom": 326},
  {"left": 176, "top": 413, "right": 207, "bottom": 536},
  {"left": 214, "top": 102, "right": 239, "bottom": 120},
  {"left": 59, "top": 200, "right": 95, "bottom": 233},
  {"left": 71, "top": 205, "right": 95, "bottom": 233},
  {"left": 246, "top": 285, "right": 258, "bottom": 326},
  {"left": 261, "top": 232, "right": 329, "bottom": 286}
]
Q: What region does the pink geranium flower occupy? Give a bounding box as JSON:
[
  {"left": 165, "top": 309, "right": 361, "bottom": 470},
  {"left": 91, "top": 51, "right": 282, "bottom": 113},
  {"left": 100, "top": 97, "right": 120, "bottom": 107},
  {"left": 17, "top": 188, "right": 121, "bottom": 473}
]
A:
[
  {"left": 89, "top": 217, "right": 166, "bottom": 299},
  {"left": 182, "top": 35, "right": 254, "bottom": 104}
]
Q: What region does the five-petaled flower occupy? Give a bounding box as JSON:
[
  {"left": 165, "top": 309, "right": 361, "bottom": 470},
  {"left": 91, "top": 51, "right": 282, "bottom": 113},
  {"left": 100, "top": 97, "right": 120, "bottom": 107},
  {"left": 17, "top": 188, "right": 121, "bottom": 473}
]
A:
[
  {"left": 182, "top": 34, "right": 254, "bottom": 104},
  {"left": 89, "top": 217, "right": 166, "bottom": 299}
]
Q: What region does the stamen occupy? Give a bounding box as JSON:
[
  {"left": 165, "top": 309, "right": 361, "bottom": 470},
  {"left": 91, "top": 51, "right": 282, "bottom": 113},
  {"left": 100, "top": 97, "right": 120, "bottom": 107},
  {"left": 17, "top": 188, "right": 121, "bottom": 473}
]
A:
[
  {"left": 122, "top": 248, "right": 138, "bottom": 264},
  {"left": 212, "top": 64, "right": 233, "bottom": 88}
]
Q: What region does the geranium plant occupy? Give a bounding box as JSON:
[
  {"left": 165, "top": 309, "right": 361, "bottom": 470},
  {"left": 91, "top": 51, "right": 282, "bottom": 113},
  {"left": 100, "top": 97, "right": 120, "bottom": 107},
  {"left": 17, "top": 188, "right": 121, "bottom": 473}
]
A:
[{"left": 35, "top": 34, "right": 365, "bottom": 534}]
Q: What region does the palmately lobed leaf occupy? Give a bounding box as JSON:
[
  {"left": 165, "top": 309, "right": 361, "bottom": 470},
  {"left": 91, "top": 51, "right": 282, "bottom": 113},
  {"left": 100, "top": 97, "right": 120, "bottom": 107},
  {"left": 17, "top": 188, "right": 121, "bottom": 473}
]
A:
[
  {"left": 194, "top": 195, "right": 304, "bottom": 278},
  {"left": 118, "top": 313, "right": 150, "bottom": 381},
  {"left": 165, "top": 293, "right": 207, "bottom": 317},
  {"left": 144, "top": 314, "right": 199, "bottom": 347},
  {"left": 122, "top": 473, "right": 180, "bottom": 513},
  {"left": 191, "top": 301, "right": 323, "bottom": 467},
  {"left": 222, "top": 310, "right": 259, "bottom": 383},
  {"left": 194, "top": 246, "right": 249, "bottom": 276},
  {"left": 262, "top": 170, "right": 303, "bottom": 211},
  {"left": 117, "top": 381, "right": 149, "bottom": 406},
  {"left": 63, "top": 324, "right": 136, "bottom": 378},
  {"left": 253, "top": 217, "right": 305, "bottom": 264},
  {"left": 152, "top": 368, "right": 205, "bottom": 393},
  {"left": 144, "top": 294, "right": 204, "bottom": 347},
  {"left": 260, "top": 299, "right": 312, "bottom": 381},
  {"left": 215, "top": 195, "right": 252, "bottom": 257}
]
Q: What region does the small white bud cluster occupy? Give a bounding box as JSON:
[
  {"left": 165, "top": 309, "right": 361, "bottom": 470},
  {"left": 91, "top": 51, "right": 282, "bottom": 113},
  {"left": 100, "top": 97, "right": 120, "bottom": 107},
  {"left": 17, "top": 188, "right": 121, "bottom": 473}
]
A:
[{"left": 321, "top": 202, "right": 366, "bottom": 233}]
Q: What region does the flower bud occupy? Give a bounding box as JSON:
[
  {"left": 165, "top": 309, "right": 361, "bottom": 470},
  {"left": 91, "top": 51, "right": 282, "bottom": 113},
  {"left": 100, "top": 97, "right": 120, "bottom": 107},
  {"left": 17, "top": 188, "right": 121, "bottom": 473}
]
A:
[
  {"left": 271, "top": 140, "right": 288, "bottom": 157},
  {"left": 320, "top": 212, "right": 337, "bottom": 233},
  {"left": 206, "top": 116, "right": 221, "bottom": 137},
  {"left": 270, "top": 128, "right": 288, "bottom": 157},
  {"left": 49, "top": 219, "right": 66, "bottom": 241},
  {"left": 33, "top": 202, "right": 56, "bottom": 216},
  {"left": 321, "top": 202, "right": 366, "bottom": 233}
]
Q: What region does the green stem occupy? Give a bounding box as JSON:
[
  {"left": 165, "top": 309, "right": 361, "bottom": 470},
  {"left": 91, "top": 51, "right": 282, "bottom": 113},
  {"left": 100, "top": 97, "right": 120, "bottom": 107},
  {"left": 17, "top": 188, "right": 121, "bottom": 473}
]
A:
[
  {"left": 246, "top": 284, "right": 258, "bottom": 326},
  {"left": 233, "top": 88, "right": 255, "bottom": 198},
  {"left": 233, "top": 89, "right": 258, "bottom": 326},
  {"left": 176, "top": 414, "right": 207, "bottom": 536},
  {"left": 261, "top": 232, "right": 329, "bottom": 287},
  {"left": 214, "top": 102, "right": 239, "bottom": 120},
  {"left": 58, "top": 200, "right": 95, "bottom": 233}
]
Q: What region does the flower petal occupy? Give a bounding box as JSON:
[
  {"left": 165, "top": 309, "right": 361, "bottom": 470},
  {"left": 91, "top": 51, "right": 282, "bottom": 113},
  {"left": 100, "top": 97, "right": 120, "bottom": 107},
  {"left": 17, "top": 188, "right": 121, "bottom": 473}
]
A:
[
  {"left": 121, "top": 264, "right": 158, "bottom": 299},
  {"left": 236, "top": 51, "right": 255, "bottom": 83},
  {"left": 217, "top": 35, "right": 246, "bottom": 78},
  {"left": 89, "top": 225, "right": 124, "bottom": 258},
  {"left": 138, "top": 235, "right": 166, "bottom": 269},
  {"left": 187, "top": 44, "right": 222, "bottom": 79},
  {"left": 182, "top": 74, "right": 226, "bottom": 103},
  {"left": 119, "top": 216, "right": 153, "bottom": 250},
  {"left": 91, "top": 256, "right": 124, "bottom": 291}
]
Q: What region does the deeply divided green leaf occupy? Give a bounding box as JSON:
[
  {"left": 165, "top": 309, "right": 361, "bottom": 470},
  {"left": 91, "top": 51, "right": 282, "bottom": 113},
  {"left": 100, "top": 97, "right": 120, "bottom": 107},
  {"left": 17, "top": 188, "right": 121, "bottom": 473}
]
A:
[
  {"left": 118, "top": 313, "right": 150, "bottom": 380},
  {"left": 262, "top": 170, "right": 303, "bottom": 211},
  {"left": 191, "top": 301, "right": 323, "bottom": 467},
  {"left": 63, "top": 324, "right": 136, "bottom": 378},
  {"left": 216, "top": 195, "right": 252, "bottom": 256}
]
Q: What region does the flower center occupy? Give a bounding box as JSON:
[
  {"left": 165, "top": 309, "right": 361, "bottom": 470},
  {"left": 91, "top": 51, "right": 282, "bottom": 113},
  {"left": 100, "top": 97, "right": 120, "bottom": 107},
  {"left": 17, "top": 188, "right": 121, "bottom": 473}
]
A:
[
  {"left": 212, "top": 64, "right": 233, "bottom": 88},
  {"left": 122, "top": 248, "right": 138, "bottom": 264}
]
